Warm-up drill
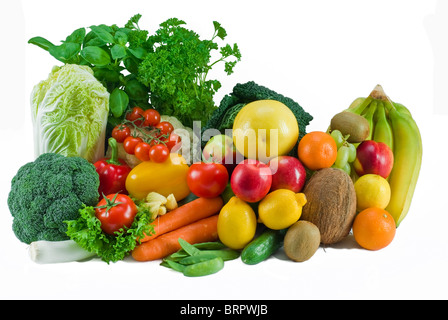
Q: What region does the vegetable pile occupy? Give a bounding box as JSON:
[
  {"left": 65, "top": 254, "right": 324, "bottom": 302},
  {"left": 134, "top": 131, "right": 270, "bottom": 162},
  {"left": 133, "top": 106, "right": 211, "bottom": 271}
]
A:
[{"left": 10, "top": 14, "right": 422, "bottom": 275}]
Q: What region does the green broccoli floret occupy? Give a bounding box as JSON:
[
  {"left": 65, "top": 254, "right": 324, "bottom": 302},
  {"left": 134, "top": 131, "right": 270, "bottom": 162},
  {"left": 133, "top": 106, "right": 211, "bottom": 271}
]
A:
[
  {"left": 8, "top": 153, "right": 100, "bottom": 244},
  {"left": 202, "top": 81, "right": 314, "bottom": 149}
]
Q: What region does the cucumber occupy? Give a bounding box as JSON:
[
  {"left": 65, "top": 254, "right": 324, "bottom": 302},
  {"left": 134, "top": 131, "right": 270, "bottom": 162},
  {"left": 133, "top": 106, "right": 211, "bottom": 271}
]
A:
[{"left": 241, "top": 228, "right": 287, "bottom": 265}]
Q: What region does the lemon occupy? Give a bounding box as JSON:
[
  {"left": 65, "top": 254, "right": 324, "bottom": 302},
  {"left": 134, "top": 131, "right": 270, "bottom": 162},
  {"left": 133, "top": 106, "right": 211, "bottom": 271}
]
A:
[
  {"left": 354, "top": 174, "right": 391, "bottom": 211},
  {"left": 217, "top": 197, "right": 257, "bottom": 250},
  {"left": 232, "top": 100, "right": 299, "bottom": 163},
  {"left": 258, "top": 189, "right": 307, "bottom": 230}
]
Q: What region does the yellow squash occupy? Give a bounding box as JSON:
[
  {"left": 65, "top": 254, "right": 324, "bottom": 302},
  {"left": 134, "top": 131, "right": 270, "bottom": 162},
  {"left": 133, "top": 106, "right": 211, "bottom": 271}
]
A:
[{"left": 125, "top": 154, "right": 190, "bottom": 201}]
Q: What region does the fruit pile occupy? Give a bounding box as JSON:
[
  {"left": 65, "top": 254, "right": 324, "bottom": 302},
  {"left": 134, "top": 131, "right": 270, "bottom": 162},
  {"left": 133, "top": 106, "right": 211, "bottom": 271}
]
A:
[{"left": 209, "top": 84, "right": 422, "bottom": 263}]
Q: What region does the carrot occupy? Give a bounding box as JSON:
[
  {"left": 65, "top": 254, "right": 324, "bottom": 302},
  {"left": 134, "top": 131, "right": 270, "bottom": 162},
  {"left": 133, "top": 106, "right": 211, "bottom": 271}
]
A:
[
  {"left": 132, "top": 215, "right": 219, "bottom": 261},
  {"left": 140, "top": 196, "right": 223, "bottom": 242}
]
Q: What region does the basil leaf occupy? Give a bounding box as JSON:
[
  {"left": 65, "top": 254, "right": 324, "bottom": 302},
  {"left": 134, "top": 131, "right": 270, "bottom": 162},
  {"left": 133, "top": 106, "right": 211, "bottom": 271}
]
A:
[
  {"left": 90, "top": 25, "right": 115, "bottom": 44},
  {"left": 125, "top": 79, "right": 149, "bottom": 100},
  {"left": 28, "top": 36, "right": 55, "bottom": 51},
  {"left": 65, "top": 28, "right": 86, "bottom": 44},
  {"left": 128, "top": 47, "right": 147, "bottom": 60},
  {"left": 83, "top": 30, "right": 107, "bottom": 47},
  {"left": 81, "top": 46, "right": 111, "bottom": 66},
  {"left": 114, "top": 31, "right": 128, "bottom": 46},
  {"left": 49, "top": 42, "right": 81, "bottom": 63},
  {"left": 111, "top": 44, "right": 127, "bottom": 60},
  {"left": 110, "top": 88, "right": 129, "bottom": 118},
  {"left": 94, "top": 68, "right": 121, "bottom": 83}
]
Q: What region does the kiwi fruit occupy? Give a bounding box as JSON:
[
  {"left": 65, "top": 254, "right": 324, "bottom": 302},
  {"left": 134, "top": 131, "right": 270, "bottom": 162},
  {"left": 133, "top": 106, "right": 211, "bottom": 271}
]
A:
[
  {"left": 284, "top": 220, "right": 320, "bottom": 262},
  {"left": 330, "top": 111, "right": 370, "bottom": 143}
]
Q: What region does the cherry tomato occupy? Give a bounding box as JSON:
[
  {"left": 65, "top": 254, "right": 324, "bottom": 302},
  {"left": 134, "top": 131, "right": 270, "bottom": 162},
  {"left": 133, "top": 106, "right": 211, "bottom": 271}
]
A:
[
  {"left": 149, "top": 144, "right": 170, "bottom": 163},
  {"left": 134, "top": 142, "right": 151, "bottom": 162},
  {"left": 143, "top": 109, "right": 161, "bottom": 127},
  {"left": 95, "top": 193, "right": 138, "bottom": 235},
  {"left": 123, "top": 136, "right": 142, "bottom": 155},
  {"left": 126, "top": 107, "right": 145, "bottom": 126},
  {"left": 155, "top": 121, "right": 174, "bottom": 137},
  {"left": 164, "top": 133, "right": 182, "bottom": 152},
  {"left": 187, "top": 162, "right": 229, "bottom": 198},
  {"left": 111, "top": 124, "right": 131, "bottom": 143}
]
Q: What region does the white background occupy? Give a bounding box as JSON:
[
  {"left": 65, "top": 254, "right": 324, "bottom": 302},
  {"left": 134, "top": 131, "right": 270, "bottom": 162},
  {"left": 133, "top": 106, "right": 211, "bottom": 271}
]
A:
[{"left": 1, "top": 0, "right": 447, "bottom": 300}]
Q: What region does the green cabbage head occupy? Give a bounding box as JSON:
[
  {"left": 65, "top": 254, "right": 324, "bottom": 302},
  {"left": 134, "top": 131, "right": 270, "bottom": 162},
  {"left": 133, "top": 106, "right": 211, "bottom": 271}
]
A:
[{"left": 31, "top": 64, "right": 109, "bottom": 163}]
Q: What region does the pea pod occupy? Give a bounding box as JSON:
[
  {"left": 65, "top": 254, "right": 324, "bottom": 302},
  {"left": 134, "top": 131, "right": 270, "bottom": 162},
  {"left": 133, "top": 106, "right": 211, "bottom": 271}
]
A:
[
  {"left": 183, "top": 257, "right": 224, "bottom": 277},
  {"left": 179, "top": 249, "right": 240, "bottom": 265}
]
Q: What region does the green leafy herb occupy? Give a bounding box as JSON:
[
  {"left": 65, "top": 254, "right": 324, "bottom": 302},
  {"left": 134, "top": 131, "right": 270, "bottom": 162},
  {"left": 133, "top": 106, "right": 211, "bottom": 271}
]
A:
[
  {"left": 138, "top": 18, "right": 241, "bottom": 127},
  {"left": 65, "top": 203, "right": 154, "bottom": 264},
  {"left": 28, "top": 14, "right": 241, "bottom": 132}
]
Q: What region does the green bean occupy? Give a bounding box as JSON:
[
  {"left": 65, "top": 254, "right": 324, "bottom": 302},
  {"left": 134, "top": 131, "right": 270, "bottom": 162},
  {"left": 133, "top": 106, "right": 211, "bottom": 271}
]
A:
[{"left": 183, "top": 257, "right": 224, "bottom": 277}]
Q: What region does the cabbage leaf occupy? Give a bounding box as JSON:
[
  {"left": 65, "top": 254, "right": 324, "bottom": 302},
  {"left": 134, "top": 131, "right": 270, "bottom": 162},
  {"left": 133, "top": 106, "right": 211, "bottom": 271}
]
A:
[{"left": 31, "top": 64, "right": 110, "bottom": 163}]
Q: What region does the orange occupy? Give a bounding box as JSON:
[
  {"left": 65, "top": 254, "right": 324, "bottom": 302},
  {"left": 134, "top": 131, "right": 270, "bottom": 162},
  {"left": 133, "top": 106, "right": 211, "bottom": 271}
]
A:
[
  {"left": 352, "top": 207, "right": 396, "bottom": 251},
  {"left": 298, "top": 131, "right": 337, "bottom": 170}
]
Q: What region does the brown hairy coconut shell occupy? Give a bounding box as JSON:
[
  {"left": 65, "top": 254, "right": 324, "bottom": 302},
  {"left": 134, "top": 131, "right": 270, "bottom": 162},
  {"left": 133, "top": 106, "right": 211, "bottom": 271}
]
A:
[{"left": 301, "top": 168, "right": 357, "bottom": 244}]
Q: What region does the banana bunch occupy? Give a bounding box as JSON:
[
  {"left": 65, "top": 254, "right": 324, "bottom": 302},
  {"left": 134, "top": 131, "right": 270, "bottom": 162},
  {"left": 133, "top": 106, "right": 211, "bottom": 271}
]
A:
[{"left": 345, "top": 85, "right": 422, "bottom": 227}]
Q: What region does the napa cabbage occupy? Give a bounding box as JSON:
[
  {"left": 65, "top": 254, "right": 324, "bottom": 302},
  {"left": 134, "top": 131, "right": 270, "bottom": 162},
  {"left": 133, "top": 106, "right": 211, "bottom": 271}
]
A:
[{"left": 31, "top": 64, "right": 110, "bottom": 163}]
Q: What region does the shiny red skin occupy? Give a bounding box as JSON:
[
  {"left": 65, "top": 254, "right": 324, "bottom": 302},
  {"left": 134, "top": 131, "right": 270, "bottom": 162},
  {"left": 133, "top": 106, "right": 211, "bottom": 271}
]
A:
[
  {"left": 230, "top": 159, "right": 272, "bottom": 203},
  {"left": 353, "top": 140, "right": 394, "bottom": 179},
  {"left": 95, "top": 194, "right": 137, "bottom": 235},
  {"left": 94, "top": 158, "right": 132, "bottom": 196},
  {"left": 268, "top": 156, "right": 306, "bottom": 193},
  {"left": 187, "top": 162, "right": 229, "bottom": 198}
]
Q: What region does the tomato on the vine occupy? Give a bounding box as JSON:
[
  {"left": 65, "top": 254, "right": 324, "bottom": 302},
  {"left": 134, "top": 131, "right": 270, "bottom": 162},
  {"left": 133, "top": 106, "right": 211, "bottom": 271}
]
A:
[
  {"left": 95, "top": 193, "right": 138, "bottom": 235},
  {"left": 143, "top": 109, "right": 161, "bottom": 127},
  {"left": 164, "top": 133, "right": 182, "bottom": 152},
  {"left": 156, "top": 121, "right": 174, "bottom": 137},
  {"left": 187, "top": 162, "right": 229, "bottom": 198},
  {"left": 123, "top": 136, "right": 142, "bottom": 155},
  {"left": 126, "top": 107, "right": 145, "bottom": 126},
  {"left": 111, "top": 124, "right": 131, "bottom": 143},
  {"left": 149, "top": 144, "right": 170, "bottom": 163},
  {"left": 134, "top": 142, "right": 152, "bottom": 162}
]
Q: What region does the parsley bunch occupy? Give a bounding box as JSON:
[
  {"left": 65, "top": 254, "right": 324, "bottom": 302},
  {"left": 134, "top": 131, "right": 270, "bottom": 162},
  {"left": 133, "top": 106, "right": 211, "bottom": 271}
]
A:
[
  {"left": 138, "top": 18, "right": 241, "bottom": 127},
  {"left": 29, "top": 14, "right": 241, "bottom": 130}
]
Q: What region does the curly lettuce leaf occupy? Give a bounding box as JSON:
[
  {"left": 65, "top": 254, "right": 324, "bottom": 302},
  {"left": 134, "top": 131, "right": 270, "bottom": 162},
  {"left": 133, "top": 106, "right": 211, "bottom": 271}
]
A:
[{"left": 65, "top": 204, "right": 154, "bottom": 263}]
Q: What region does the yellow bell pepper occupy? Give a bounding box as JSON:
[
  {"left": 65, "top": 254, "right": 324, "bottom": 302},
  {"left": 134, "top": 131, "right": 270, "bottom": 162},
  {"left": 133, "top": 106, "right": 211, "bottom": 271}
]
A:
[{"left": 125, "top": 154, "right": 190, "bottom": 201}]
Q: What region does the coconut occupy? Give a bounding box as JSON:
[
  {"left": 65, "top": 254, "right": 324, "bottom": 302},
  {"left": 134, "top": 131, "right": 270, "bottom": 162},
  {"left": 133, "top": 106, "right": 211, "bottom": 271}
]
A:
[{"left": 301, "top": 168, "right": 357, "bottom": 244}]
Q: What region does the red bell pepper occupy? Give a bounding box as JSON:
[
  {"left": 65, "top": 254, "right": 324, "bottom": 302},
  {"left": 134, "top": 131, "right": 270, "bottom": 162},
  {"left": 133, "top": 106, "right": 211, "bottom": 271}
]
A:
[{"left": 94, "top": 138, "right": 132, "bottom": 196}]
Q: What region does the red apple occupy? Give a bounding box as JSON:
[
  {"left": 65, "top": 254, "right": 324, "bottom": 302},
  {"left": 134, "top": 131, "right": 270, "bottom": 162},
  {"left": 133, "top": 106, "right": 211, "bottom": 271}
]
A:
[
  {"left": 268, "top": 156, "right": 306, "bottom": 193},
  {"left": 202, "top": 134, "right": 243, "bottom": 175},
  {"left": 230, "top": 159, "right": 272, "bottom": 203},
  {"left": 353, "top": 140, "right": 394, "bottom": 179}
]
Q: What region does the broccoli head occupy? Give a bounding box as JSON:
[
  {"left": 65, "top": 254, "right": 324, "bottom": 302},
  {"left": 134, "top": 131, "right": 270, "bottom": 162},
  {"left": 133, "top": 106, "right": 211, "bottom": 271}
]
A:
[{"left": 8, "top": 153, "right": 100, "bottom": 244}]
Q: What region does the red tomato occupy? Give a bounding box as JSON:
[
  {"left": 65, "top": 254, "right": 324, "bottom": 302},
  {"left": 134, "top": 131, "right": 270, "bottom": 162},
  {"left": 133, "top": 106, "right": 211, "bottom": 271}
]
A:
[
  {"left": 187, "top": 162, "right": 229, "bottom": 198},
  {"left": 134, "top": 142, "right": 152, "bottom": 162},
  {"left": 126, "top": 107, "right": 145, "bottom": 126},
  {"left": 111, "top": 124, "right": 131, "bottom": 143},
  {"left": 155, "top": 121, "right": 174, "bottom": 137},
  {"left": 143, "top": 109, "right": 161, "bottom": 127},
  {"left": 123, "top": 136, "right": 142, "bottom": 155},
  {"left": 149, "top": 144, "right": 170, "bottom": 163},
  {"left": 95, "top": 193, "right": 138, "bottom": 235},
  {"left": 164, "top": 133, "right": 182, "bottom": 152}
]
